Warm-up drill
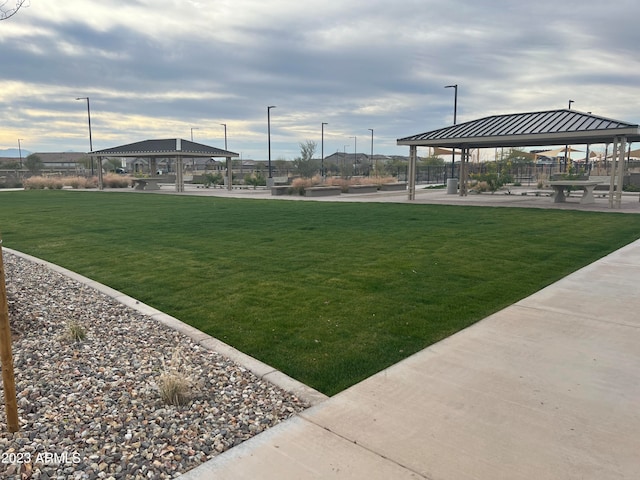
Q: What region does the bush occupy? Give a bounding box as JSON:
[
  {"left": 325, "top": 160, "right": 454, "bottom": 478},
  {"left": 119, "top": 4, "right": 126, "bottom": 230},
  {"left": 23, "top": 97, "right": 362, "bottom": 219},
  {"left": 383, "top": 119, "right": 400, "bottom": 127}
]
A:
[
  {"left": 23, "top": 176, "right": 48, "bottom": 189},
  {"left": 203, "top": 173, "right": 224, "bottom": 188},
  {"left": 103, "top": 173, "right": 132, "bottom": 188},
  {"left": 156, "top": 348, "right": 199, "bottom": 406},
  {"left": 67, "top": 177, "right": 89, "bottom": 189}
]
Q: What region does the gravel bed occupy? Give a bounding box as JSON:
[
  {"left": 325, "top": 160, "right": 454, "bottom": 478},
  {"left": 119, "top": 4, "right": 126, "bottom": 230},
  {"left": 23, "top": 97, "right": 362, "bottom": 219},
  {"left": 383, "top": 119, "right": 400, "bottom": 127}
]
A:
[{"left": 0, "top": 252, "right": 308, "bottom": 479}]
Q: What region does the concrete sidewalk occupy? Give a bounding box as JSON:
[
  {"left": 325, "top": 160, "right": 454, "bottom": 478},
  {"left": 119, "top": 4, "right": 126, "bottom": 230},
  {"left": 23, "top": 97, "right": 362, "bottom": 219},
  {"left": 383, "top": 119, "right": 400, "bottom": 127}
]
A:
[{"left": 181, "top": 239, "right": 640, "bottom": 479}]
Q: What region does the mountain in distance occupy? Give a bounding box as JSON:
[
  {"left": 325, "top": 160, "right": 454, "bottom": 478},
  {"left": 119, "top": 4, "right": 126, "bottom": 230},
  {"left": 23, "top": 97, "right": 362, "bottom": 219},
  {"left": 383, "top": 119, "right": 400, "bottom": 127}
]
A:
[{"left": 0, "top": 148, "right": 32, "bottom": 158}]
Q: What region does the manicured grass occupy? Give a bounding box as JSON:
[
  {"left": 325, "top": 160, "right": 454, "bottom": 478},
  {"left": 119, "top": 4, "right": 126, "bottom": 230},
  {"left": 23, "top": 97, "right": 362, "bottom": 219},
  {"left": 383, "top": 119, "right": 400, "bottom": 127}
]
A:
[{"left": 1, "top": 190, "right": 640, "bottom": 395}]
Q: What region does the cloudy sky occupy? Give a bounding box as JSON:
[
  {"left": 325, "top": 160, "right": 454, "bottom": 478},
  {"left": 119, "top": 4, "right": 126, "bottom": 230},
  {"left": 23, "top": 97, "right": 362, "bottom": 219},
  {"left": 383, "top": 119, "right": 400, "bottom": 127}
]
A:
[{"left": 1, "top": 0, "right": 639, "bottom": 159}]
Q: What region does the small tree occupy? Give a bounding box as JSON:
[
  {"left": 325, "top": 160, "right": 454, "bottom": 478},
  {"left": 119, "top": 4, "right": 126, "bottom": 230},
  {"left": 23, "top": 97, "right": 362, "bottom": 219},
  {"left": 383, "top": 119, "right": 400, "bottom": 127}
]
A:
[
  {"left": 292, "top": 140, "right": 320, "bottom": 178},
  {"left": 24, "top": 154, "right": 44, "bottom": 174}
]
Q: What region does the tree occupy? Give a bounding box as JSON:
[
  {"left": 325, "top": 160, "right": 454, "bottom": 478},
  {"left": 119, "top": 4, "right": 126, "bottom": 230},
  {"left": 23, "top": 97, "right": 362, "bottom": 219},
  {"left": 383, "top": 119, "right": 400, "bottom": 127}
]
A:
[
  {"left": 1, "top": 0, "right": 28, "bottom": 21},
  {"left": 292, "top": 140, "right": 320, "bottom": 178},
  {"left": 24, "top": 154, "right": 43, "bottom": 173}
]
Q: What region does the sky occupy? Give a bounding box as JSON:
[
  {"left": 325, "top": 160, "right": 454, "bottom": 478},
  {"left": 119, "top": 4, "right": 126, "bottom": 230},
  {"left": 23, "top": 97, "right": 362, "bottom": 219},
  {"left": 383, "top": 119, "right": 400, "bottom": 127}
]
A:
[{"left": 1, "top": 0, "right": 639, "bottom": 160}]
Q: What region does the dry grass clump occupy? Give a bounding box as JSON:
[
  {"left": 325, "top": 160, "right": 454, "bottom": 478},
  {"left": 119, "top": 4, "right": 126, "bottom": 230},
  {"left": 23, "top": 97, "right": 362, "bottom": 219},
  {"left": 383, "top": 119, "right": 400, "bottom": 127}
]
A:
[
  {"left": 24, "top": 176, "right": 64, "bottom": 189},
  {"left": 60, "top": 320, "right": 87, "bottom": 343},
  {"left": 23, "top": 175, "right": 127, "bottom": 189},
  {"left": 67, "top": 176, "right": 91, "bottom": 189},
  {"left": 103, "top": 173, "right": 132, "bottom": 188},
  {"left": 157, "top": 348, "right": 199, "bottom": 406}
]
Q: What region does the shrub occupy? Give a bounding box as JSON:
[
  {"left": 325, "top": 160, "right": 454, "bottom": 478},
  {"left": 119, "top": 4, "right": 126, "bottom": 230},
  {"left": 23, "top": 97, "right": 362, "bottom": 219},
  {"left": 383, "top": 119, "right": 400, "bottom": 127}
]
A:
[
  {"left": 61, "top": 320, "right": 87, "bottom": 343},
  {"left": 156, "top": 348, "right": 199, "bottom": 406},
  {"left": 103, "top": 173, "right": 132, "bottom": 188},
  {"left": 67, "top": 177, "right": 89, "bottom": 189},
  {"left": 23, "top": 176, "right": 49, "bottom": 189},
  {"left": 203, "top": 173, "right": 224, "bottom": 187},
  {"left": 290, "top": 177, "right": 313, "bottom": 195}
]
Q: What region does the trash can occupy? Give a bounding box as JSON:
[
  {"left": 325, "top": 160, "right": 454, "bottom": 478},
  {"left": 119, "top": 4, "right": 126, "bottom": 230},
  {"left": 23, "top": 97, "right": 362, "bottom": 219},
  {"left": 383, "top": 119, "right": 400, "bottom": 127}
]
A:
[{"left": 446, "top": 178, "right": 458, "bottom": 194}]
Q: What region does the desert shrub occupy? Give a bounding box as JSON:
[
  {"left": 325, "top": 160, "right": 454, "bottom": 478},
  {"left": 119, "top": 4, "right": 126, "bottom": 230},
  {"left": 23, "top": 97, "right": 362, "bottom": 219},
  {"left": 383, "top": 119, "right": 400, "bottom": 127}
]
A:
[
  {"left": 157, "top": 348, "right": 199, "bottom": 406},
  {"left": 244, "top": 172, "right": 266, "bottom": 189},
  {"left": 290, "top": 177, "right": 314, "bottom": 195},
  {"left": 103, "top": 173, "right": 131, "bottom": 188},
  {"left": 47, "top": 178, "right": 64, "bottom": 189},
  {"left": 23, "top": 176, "right": 48, "bottom": 189},
  {"left": 60, "top": 320, "right": 87, "bottom": 343},
  {"left": 203, "top": 172, "right": 224, "bottom": 187},
  {"left": 67, "top": 177, "right": 89, "bottom": 189}
]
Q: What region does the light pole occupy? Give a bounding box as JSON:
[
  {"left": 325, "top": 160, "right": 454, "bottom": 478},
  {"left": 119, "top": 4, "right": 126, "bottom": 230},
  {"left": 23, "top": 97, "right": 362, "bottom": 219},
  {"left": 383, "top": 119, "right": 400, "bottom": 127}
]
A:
[
  {"left": 220, "top": 124, "right": 227, "bottom": 149},
  {"left": 190, "top": 127, "right": 199, "bottom": 141},
  {"left": 17, "top": 139, "right": 23, "bottom": 168},
  {"left": 445, "top": 85, "right": 458, "bottom": 178},
  {"left": 350, "top": 136, "right": 357, "bottom": 176},
  {"left": 568, "top": 100, "right": 574, "bottom": 110},
  {"left": 321, "top": 122, "right": 328, "bottom": 178},
  {"left": 267, "top": 106, "right": 276, "bottom": 180},
  {"left": 368, "top": 129, "right": 374, "bottom": 176},
  {"left": 75, "top": 97, "right": 93, "bottom": 175}
]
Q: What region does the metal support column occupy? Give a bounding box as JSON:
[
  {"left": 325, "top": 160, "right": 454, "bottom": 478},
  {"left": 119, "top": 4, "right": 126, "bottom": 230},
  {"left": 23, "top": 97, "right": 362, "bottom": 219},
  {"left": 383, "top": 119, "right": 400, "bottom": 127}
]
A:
[{"left": 408, "top": 145, "right": 417, "bottom": 201}]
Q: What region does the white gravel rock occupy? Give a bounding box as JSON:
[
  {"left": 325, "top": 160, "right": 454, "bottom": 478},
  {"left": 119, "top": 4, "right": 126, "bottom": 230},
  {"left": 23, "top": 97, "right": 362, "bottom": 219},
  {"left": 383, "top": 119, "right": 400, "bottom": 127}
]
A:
[{"left": 0, "top": 252, "right": 308, "bottom": 479}]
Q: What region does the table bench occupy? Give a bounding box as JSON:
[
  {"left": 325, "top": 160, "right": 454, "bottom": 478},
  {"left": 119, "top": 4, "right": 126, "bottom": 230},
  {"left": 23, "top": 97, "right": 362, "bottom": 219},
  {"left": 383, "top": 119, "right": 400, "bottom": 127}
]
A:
[
  {"left": 548, "top": 180, "right": 601, "bottom": 204},
  {"left": 132, "top": 178, "right": 162, "bottom": 191}
]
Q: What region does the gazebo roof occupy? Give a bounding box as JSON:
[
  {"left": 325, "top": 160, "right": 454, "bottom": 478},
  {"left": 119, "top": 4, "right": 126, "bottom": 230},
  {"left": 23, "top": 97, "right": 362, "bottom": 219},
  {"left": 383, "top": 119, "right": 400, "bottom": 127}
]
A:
[
  {"left": 91, "top": 138, "right": 239, "bottom": 158},
  {"left": 397, "top": 109, "right": 640, "bottom": 149}
]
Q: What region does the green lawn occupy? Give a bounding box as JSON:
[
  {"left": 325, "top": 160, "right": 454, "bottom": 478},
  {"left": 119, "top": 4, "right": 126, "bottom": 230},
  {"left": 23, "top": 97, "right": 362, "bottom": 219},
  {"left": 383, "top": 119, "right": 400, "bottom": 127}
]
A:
[{"left": 2, "top": 190, "right": 640, "bottom": 395}]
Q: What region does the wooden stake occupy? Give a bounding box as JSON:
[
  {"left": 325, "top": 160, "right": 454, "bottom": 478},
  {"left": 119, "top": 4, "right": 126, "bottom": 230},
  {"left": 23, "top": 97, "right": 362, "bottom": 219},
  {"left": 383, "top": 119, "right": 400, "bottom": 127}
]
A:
[{"left": 0, "top": 241, "right": 19, "bottom": 432}]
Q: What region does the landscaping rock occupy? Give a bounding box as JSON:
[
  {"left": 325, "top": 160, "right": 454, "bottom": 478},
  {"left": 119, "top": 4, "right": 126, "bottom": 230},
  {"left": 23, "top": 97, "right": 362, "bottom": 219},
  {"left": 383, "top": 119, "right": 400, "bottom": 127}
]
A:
[{"left": 0, "top": 253, "right": 308, "bottom": 479}]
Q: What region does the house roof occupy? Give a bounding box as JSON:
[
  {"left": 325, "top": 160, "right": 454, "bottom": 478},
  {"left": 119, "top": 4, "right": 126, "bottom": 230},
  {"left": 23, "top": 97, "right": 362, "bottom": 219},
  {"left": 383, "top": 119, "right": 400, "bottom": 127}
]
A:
[
  {"left": 397, "top": 109, "right": 640, "bottom": 149},
  {"left": 90, "top": 138, "right": 239, "bottom": 158}
]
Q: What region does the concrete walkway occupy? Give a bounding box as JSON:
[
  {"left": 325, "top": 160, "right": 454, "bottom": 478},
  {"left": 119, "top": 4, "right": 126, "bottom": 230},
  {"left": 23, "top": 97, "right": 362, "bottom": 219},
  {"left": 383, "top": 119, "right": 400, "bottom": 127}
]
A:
[{"left": 181, "top": 238, "right": 640, "bottom": 479}]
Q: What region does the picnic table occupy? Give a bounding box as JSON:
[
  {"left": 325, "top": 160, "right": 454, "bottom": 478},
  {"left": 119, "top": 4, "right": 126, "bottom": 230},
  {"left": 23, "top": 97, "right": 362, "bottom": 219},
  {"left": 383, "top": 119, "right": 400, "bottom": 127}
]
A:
[
  {"left": 548, "top": 180, "right": 601, "bottom": 205},
  {"left": 131, "top": 178, "right": 162, "bottom": 191}
]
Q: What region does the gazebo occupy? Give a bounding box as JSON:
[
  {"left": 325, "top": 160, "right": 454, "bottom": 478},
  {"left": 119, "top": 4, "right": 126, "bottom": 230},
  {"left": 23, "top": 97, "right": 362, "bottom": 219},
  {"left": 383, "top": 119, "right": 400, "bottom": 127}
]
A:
[
  {"left": 90, "top": 138, "right": 239, "bottom": 192},
  {"left": 397, "top": 109, "right": 640, "bottom": 207}
]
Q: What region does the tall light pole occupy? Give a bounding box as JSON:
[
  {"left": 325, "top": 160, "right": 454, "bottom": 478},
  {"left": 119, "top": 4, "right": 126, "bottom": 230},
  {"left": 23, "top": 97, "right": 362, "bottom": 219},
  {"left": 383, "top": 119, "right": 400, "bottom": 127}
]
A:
[
  {"left": 321, "top": 122, "right": 328, "bottom": 178},
  {"left": 350, "top": 136, "right": 357, "bottom": 176},
  {"left": 190, "top": 127, "right": 199, "bottom": 141},
  {"left": 368, "top": 128, "right": 374, "bottom": 176},
  {"left": 267, "top": 106, "right": 276, "bottom": 180},
  {"left": 445, "top": 85, "right": 458, "bottom": 178},
  {"left": 75, "top": 97, "right": 93, "bottom": 175},
  {"left": 17, "top": 139, "right": 23, "bottom": 168},
  {"left": 568, "top": 100, "right": 574, "bottom": 110},
  {"left": 220, "top": 123, "right": 227, "bottom": 150}
]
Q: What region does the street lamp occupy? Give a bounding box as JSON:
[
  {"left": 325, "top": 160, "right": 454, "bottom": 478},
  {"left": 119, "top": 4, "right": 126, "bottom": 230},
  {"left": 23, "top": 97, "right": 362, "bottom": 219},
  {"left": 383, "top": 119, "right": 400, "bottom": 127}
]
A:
[
  {"left": 368, "top": 129, "right": 374, "bottom": 175},
  {"left": 445, "top": 85, "right": 458, "bottom": 178},
  {"left": 350, "top": 136, "right": 357, "bottom": 175},
  {"left": 75, "top": 97, "right": 93, "bottom": 175},
  {"left": 321, "top": 122, "right": 328, "bottom": 178},
  {"left": 220, "top": 124, "right": 227, "bottom": 150},
  {"left": 190, "top": 127, "right": 199, "bottom": 141},
  {"left": 17, "top": 139, "right": 23, "bottom": 168},
  {"left": 267, "top": 106, "right": 276, "bottom": 179},
  {"left": 568, "top": 100, "right": 574, "bottom": 110}
]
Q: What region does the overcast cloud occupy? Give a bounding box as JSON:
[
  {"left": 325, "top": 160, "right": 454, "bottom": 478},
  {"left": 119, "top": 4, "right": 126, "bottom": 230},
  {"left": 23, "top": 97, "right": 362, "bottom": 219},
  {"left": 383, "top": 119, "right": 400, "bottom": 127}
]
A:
[{"left": 1, "top": 0, "right": 639, "bottom": 159}]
